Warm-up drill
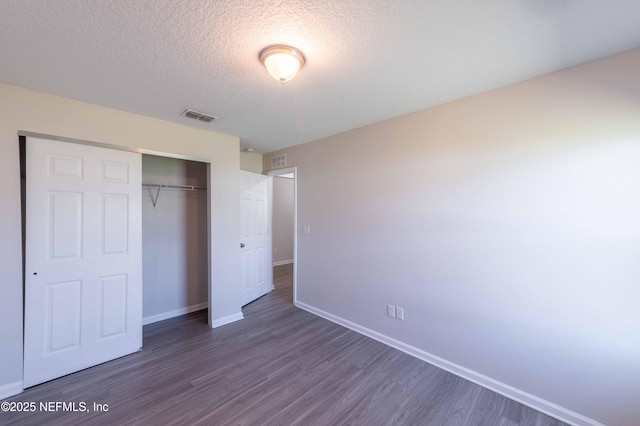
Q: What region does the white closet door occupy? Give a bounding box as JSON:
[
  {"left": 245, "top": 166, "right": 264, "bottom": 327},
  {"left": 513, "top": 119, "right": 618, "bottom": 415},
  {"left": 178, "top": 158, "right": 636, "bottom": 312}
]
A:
[
  {"left": 24, "top": 137, "right": 142, "bottom": 387},
  {"left": 240, "top": 171, "right": 272, "bottom": 306}
]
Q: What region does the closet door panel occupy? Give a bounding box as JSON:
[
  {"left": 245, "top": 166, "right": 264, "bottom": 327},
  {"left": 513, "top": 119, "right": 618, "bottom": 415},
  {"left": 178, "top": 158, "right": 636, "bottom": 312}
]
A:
[{"left": 24, "top": 137, "right": 142, "bottom": 388}]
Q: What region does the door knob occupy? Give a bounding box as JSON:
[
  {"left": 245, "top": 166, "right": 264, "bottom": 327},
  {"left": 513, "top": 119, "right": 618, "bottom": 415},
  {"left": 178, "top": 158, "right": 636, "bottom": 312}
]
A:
[{"left": 240, "top": 243, "right": 245, "bottom": 248}]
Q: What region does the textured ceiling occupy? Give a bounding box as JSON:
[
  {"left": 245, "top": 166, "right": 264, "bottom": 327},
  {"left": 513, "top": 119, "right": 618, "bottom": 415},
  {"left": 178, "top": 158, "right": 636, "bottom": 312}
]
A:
[{"left": 1, "top": 1, "right": 640, "bottom": 153}]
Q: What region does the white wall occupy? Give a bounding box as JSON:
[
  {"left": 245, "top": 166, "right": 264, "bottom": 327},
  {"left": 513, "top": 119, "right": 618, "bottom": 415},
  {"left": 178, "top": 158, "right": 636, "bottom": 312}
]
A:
[
  {"left": 263, "top": 49, "right": 640, "bottom": 426},
  {"left": 0, "top": 83, "right": 242, "bottom": 398},
  {"left": 272, "top": 176, "right": 294, "bottom": 264},
  {"left": 142, "top": 155, "right": 208, "bottom": 322}
]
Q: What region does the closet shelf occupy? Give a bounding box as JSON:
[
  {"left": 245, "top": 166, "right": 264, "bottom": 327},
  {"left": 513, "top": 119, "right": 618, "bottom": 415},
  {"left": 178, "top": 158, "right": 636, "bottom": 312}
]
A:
[{"left": 142, "top": 183, "right": 207, "bottom": 207}]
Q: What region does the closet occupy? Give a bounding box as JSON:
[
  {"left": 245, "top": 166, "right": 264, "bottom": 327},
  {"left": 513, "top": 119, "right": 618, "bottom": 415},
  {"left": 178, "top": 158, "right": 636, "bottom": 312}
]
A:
[
  {"left": 141, "top": 155, "right": 209, "bottom": 324},
  {"left": 23, "top": 137, "right": 211, "bottom": 388}
]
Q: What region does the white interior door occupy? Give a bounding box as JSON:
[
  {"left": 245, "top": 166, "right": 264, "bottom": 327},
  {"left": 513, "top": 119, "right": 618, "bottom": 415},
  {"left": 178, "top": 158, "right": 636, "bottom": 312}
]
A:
[
  {"left": 240, "top": 171, "right": 272, "bottom": 306},
  {"left": 24, "top": 137, "right": 142, "bottom": 388}
]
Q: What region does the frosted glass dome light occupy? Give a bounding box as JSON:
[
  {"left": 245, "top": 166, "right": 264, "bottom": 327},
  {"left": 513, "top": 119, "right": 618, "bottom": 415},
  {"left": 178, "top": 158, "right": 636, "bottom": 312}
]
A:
[{"left": 260, "top": 45, "right": 305, "bottom": 84}]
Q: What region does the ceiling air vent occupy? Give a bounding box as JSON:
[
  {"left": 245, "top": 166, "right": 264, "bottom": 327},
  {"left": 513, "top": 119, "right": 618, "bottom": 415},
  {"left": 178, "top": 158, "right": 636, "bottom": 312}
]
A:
[{"left": 183, "top": 109, "right": 216, "bottom": 123}]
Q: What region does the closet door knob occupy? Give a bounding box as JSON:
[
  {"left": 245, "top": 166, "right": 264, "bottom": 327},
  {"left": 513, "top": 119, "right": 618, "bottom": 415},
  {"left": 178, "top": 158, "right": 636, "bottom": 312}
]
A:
[{"left": 240, "top": 243, "right": 245, "bottom": 248}]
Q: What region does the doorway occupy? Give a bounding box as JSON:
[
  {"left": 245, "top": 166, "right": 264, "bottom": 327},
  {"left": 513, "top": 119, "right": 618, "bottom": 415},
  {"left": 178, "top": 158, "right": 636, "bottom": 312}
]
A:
[
  {"left": 267, "top": 167, "right": 297, "bottom": 304},
  {"left": 141, "top": 155, "right": 209, "bottom": 325}
]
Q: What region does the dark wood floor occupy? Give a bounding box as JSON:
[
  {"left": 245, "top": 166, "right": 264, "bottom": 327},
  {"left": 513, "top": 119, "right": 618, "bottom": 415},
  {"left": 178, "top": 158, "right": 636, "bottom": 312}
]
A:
[{"left": 3, "top": 264, "right": 567, "bottom": 425}]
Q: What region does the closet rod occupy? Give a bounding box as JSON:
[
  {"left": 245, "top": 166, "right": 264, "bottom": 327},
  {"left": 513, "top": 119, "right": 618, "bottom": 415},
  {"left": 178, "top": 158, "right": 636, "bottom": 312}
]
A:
[
  {"left": 142, "top": 183, "right": 207, "bottom": 191},
  {"left": 143, "top": 183, "right": 207, "bottom": 207}
]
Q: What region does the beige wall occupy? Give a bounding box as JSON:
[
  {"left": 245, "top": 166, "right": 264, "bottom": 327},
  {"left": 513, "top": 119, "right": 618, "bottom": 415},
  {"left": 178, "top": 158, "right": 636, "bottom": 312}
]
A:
[
  {"left": 264, "top": 49, "right": 640, "bottom": 426},
  {"left": 0, "top": 83, "right": 242, "bottom": 396},
  {"left": 240, "top": 152, "right": 263, "bottom": 173}
]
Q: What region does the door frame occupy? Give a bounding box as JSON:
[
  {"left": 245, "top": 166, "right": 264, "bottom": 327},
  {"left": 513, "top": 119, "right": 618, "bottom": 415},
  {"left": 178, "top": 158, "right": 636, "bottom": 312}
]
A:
[
  {"left": 265, "top": 167, "right": 297, "bottom": 304},
  {"left": 19, "top": 130, "right": 213, "bottom": 332}
]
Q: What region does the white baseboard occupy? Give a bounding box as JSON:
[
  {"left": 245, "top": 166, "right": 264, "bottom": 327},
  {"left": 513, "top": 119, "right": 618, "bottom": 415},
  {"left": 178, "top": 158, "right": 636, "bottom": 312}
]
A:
[
  {"left": 273, "top": 259, "right": 294, "bottom": 266},
  {"left": 211, "top": 311, "right": 244, "bottom": 328},
  {"left": 294, "top": 301, "right": 603, "bottom": 426},
  {"left": 143, "top": 302, "right": 208, "bottom": 326},
  {"left": 0, "top": 381, "right": 23, "bottom": 400}
]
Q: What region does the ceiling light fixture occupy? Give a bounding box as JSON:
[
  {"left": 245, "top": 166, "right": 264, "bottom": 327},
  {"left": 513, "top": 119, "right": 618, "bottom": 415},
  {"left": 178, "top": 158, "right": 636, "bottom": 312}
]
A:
[{"left": 260, "top": 45, "right": 305, "bottom": 84}]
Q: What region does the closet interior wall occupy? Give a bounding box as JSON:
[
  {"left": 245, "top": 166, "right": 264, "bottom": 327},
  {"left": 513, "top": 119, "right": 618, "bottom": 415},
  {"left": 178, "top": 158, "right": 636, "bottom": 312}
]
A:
[{"left": 141, "top": 155, "right": 208, "bottom": 324}]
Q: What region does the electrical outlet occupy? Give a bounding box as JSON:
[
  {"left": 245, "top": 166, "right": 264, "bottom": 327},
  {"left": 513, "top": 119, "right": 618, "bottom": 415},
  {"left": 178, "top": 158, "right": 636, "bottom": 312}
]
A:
[
  {"left": 396, "top": 307, "right": 404, "bottom": 320},
  {"left": 387, "top": 304, "right": 396, "bottom": 318},
  {"left": 303, "top": 225, "right": 311, "bottom": 234}
]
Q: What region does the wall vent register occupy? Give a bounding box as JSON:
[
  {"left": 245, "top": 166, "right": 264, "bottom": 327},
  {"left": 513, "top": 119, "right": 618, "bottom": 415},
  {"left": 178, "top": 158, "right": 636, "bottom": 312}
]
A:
[{"left": 271, "top": 154, "right": 287, "bottom": 168}]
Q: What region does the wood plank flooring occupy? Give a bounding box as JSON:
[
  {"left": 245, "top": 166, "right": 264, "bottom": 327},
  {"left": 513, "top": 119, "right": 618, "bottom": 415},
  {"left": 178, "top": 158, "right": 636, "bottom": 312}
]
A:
[{"left": 2, "top": 264, "right": 567, "bottom": 425}]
